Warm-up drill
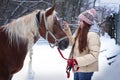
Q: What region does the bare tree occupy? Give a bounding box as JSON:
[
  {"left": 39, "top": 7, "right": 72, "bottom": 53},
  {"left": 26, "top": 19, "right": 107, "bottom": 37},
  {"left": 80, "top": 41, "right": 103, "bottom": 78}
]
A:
[
  {"left": 0, "top": 0, "right": 98, "bottom": 26},
  {"left": 93, "top": 0, "right": 97, "bottom": 8}
]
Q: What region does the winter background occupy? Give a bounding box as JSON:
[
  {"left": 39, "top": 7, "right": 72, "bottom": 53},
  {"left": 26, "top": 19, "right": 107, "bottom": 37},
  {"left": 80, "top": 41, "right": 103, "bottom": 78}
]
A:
[{"left": 12, "top": 0, "right": 120, "bottom": 80}]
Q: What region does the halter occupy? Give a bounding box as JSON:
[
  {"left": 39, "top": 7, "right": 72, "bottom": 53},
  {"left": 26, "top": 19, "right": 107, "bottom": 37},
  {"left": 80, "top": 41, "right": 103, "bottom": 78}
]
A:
[{"left": 43, "top": 12, "right": 68, "bottom": 48}]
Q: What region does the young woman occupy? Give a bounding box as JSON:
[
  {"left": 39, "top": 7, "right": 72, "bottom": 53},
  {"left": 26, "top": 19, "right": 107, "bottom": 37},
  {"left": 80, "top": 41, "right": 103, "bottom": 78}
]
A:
[{"left": 63, "top": 8, "right": 101, "bottom": 80}]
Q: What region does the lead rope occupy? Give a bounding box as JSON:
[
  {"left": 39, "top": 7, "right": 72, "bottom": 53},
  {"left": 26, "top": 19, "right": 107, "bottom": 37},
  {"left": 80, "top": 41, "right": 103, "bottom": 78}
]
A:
[
  {"left": 58, "top": 34, "right": 80, "bottom": 78},
  {"left": 66, "top": 39, "right": 77, "bottom": 78},
  {"left": 57, "top": 47, "right": 71, "bottom": 78},
  {"left": 57, "top": 42, "right": 79, "bottom": 78}
]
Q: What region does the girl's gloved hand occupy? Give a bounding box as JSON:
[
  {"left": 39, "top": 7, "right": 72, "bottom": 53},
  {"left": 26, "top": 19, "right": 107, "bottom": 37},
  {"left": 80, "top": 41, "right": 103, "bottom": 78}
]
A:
[{"left": 63, "top": 21, "right": 71, "bottom": 35}]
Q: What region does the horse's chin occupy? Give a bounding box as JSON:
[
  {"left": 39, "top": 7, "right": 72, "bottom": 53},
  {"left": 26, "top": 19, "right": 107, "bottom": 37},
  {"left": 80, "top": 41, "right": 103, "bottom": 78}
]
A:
[
  {"left": 58, "top": 39, "right": 69, "bottom": 50},
  {"left": 58, "top": 46, "right": 66, "bottom": 50}
]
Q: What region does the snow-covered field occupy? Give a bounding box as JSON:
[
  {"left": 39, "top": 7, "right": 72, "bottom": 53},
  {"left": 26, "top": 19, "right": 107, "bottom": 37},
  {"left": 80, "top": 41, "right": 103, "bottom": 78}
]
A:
[{"left": 12, "top": 33, "right": 120, "bottom": 80}]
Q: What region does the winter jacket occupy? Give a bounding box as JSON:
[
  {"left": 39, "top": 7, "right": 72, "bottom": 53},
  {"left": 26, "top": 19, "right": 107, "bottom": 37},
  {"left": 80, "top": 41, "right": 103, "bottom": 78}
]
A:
[
  {"left": 73, "top": 32, "right": 101, "bottom": 72},
  {"left": 66, "top": 22, "right": 101, "bottom": 72}
]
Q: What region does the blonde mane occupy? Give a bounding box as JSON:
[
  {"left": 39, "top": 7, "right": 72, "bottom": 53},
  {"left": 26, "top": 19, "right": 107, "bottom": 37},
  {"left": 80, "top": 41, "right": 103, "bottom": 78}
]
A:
[{"left": 2, "top": 10, "right": 40, "bottom": 50}]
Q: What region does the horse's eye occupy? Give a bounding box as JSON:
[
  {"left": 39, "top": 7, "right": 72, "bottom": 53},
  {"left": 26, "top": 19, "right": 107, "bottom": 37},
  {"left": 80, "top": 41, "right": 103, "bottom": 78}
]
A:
[{"left": 53, "top": 29, "right": 56, "bottom": 34}]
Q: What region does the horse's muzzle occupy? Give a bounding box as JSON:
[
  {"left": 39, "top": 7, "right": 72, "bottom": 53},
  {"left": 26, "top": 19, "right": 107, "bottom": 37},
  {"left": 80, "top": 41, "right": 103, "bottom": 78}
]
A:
[{"left": 58, "top": 38, "right": 69, "bottom": 50}]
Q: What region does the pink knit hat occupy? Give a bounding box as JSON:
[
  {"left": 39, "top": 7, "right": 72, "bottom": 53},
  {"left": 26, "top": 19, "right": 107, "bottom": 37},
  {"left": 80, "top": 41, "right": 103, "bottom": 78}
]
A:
[{"left": 78, "top": 8, "right": 96, "bottom": 25}]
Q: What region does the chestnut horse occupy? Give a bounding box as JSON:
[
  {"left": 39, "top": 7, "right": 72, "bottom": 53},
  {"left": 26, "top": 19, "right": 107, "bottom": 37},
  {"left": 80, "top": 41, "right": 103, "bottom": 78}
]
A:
[{"left": 0, "top": 6, "right": 69, "bottom": 80}]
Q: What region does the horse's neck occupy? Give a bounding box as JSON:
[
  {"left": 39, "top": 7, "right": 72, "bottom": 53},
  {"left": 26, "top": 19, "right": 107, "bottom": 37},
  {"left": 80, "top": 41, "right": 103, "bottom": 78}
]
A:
[{"left": 4, "top": 10, "right": 40, "bottom": 52}]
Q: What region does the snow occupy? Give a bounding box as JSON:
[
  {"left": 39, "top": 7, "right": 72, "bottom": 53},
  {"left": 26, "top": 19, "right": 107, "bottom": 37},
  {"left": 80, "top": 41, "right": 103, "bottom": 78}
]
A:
[
  {"left": 92, "top": 33, "right": 120, "bottom": 80},
  {"left": 12, "top": 33, "right": 120, "bottom": 80}
]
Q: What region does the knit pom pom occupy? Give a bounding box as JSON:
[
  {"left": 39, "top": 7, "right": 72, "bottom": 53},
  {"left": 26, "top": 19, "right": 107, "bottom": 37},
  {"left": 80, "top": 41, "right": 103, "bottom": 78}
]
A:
[{"left": 90, "top": 8, "right": 96, "bottom": 16}]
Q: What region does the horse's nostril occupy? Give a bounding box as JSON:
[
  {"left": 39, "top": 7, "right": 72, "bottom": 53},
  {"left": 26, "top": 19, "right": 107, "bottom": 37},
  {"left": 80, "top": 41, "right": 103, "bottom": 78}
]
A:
[{"left": 58, "top": 39, "right": 69, "bottom": 50}]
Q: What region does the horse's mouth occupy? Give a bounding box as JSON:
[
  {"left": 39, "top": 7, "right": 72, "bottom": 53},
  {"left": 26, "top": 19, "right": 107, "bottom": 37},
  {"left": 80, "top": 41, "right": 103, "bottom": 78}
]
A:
[{"left": 58, "top": 39, "right": 69, "bottom": 50}]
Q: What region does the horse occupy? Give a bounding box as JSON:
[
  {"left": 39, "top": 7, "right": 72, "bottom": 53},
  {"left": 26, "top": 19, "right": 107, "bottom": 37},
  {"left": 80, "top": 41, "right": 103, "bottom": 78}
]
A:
[{"left": 0, "top": 6, "right": 69, "bottom": 80}]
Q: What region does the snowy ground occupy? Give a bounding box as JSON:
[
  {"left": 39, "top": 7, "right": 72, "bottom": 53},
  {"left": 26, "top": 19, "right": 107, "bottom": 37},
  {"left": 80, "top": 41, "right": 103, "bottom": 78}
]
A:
[{"left": 12, "top": 33, "right": 120, "bottom": 80}]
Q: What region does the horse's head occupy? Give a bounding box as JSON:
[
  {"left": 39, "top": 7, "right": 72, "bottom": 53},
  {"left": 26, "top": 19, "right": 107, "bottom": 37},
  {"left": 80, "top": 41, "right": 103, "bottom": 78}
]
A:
[{"left": 37, "top": 6, "right": 69, "bottom": 50}]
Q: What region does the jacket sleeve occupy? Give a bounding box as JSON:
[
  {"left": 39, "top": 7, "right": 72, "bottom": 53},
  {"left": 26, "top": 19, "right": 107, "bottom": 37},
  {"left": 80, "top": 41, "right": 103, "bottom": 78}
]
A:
[
  {"left": 76, "top": 32, "right": 101, "bottom": 67},
  {"left": 63, "top": 26, "right": 74, "bottom": 46}
]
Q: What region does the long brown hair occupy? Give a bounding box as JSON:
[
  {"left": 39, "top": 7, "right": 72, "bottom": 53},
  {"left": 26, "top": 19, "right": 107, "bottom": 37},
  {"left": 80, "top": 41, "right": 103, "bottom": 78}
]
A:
[{"left": 74, "top": 21, "right": 91, "bottom": 53}]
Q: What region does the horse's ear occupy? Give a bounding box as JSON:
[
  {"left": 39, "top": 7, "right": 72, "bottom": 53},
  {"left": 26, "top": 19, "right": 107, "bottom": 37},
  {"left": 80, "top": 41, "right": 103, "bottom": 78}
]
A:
[{"left": 46, "top": 5, "right": 55, "bottom": 17}]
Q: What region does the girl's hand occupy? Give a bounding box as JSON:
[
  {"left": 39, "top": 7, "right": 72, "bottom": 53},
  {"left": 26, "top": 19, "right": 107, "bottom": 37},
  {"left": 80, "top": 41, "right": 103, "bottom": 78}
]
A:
[
  {"left": 63, "top": 21, "right": 69, "bottom": 29},
  {"left": 63, "top": 21, "right": 70, "bottom": 33},
  {"left": 63, "top": 21, "right": 74, "bottom": 45}
]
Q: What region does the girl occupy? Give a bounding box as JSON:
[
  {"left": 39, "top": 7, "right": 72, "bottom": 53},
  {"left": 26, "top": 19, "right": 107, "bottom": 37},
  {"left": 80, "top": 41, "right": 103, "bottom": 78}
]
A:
[{"left": 63, "top": 8, "right": 101, "bottom": 80}]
